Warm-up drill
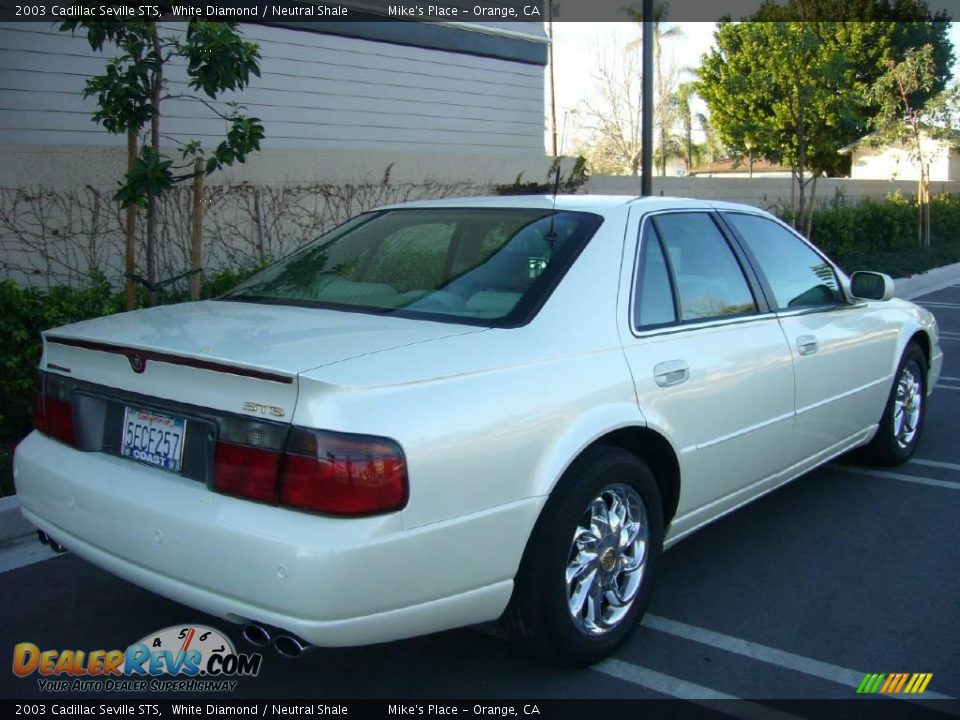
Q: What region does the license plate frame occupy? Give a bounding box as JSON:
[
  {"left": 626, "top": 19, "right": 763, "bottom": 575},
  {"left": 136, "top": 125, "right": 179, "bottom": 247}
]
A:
[{"left": 120, "top": 406, "right": 187, "bottom": 473}]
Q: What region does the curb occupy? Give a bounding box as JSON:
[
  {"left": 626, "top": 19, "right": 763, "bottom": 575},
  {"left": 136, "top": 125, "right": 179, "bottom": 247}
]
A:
[
  {"left": 0, "top": 494, "right": 34, "bottom": 546},
  {"left": 895, "top": 260, "right": 960, "bottom": 300}
]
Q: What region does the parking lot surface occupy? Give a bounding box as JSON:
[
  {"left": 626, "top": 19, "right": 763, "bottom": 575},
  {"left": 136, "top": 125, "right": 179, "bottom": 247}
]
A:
[{"left": 2, "top": 284, "right": 959, "bottom": 705}]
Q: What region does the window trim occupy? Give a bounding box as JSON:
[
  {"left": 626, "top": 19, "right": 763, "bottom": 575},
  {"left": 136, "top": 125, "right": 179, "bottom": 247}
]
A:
[
  {"left": 717, "top": 210, "right": 851, "bottom": 314},
  {"left": 629, "top": 209, "right": 771, "bottom": 335}
]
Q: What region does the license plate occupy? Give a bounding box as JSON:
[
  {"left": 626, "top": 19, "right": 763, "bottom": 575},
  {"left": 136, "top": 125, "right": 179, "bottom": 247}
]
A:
[{"left": 120, "top": 407, "right": 187, "bottom": 473}]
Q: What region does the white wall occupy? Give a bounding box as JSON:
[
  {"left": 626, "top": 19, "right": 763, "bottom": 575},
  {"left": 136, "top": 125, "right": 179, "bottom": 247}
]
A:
[
  {"left": 850, "top": 137, "right": 953, "bottom": 181},
  {"left": 0, "top": 22, "right": 546, "bottom": 156}
]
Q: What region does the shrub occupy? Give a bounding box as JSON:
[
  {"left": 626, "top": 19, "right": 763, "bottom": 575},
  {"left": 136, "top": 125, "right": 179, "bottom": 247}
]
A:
[
  {"left": 0, "top": 266, "right": 262, "bottom": 496},
  {"left": 782, "top": 193, "right": 960, "bottom": 275}
]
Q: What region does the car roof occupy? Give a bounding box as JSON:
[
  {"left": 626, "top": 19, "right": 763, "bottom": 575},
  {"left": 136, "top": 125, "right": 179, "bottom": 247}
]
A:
[{"left": 375, "top": 195, "right": 770, "bottom": 216}]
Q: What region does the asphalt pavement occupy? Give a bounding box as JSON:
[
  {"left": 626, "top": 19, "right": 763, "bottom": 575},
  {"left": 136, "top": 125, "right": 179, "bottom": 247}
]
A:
[{"left": 2, "top": 284, "right": 959, "bottom": 706}]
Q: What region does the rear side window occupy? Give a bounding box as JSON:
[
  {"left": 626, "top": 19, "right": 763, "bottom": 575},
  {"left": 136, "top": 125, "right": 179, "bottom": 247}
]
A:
[
  {"left": 724, "top": 213, "right": 842, "bottom": 310},
  {"left": 650, "top": 213, "right": 757, "bottom": 322},
  {"left": 634, "top": 225, "right": 677, "bottom": 328}
]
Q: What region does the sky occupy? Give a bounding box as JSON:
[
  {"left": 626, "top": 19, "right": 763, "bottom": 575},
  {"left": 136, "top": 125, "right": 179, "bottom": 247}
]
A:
[{"left": 549, "top": 22, "right": 960, "bottom": 156}]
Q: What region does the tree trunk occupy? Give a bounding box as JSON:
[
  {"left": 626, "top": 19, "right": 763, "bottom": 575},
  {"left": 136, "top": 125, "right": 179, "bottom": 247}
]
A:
[
  {"left": 917, "top": 174, "right": 924, "bottom": 247},
  {"left": 190, "top": 157, "right": 204, "bottom": 301},
  {"left": 147, "top": 29, "right": 162, "bottom": 307},
  {"left": 804, "top": 174, "right": 819, "bottom": 239},
  {"left": 656, "top": 32, "right": 666, "bottom": 177},
  {"left": 795, "top": 110, "right": 806, "bottom": 232},
  {"left": 125, "top": 130, "right": 137, "bottom": 311}
]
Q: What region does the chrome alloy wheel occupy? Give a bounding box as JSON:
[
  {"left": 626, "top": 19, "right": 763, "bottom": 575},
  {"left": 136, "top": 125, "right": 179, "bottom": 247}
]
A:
[
  {"left": 565, "top": 483, "right": 649, "bottom": 636},
  {"left": 894, "top": 361, "right": 923, "bottom": 449}
]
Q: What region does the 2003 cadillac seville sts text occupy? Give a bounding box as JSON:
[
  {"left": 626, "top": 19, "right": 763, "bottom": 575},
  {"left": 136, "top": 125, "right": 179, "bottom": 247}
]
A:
[{"left": 14, "top": 196, "right": 943, "bottom": 664}]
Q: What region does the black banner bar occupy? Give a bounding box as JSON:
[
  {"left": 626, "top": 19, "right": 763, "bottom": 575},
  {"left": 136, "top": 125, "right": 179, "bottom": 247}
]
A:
[
  {"left": 2, "top": 699, "right": 960, "bottom": 720},
  {"left": 0, "top": 0, "right": 957, "bottom": 23}
]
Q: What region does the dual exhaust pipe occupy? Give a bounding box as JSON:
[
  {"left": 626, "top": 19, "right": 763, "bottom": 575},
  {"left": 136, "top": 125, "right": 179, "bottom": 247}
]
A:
[
  {"left": 242, "top": 623, "right": 312, "bottom": 659},
  {"left": 37, "top": 530, "right": 68, "bottom": 554}
]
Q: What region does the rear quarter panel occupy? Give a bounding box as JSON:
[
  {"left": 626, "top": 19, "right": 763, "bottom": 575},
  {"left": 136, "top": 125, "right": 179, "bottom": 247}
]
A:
[{"left": 297, "top": 206, "right": 645, "bottom": 530}]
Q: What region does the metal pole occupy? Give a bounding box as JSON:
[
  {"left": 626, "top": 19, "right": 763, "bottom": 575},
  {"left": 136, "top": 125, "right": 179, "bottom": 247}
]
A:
[
  {"left": 548, "top": 2, "right": 558, "bottom": 157},
  {"left": 641, "top": 0, "right": 654, "bottom": 196}
]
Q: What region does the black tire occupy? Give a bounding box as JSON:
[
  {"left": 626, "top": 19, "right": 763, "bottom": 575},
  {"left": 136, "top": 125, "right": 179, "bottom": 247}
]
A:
[
  {"left": 501, "top": 446, "right": 664, "bottom": 666},
  {"left": 864, "top": 342, "right": 927, "bottom": 466}
]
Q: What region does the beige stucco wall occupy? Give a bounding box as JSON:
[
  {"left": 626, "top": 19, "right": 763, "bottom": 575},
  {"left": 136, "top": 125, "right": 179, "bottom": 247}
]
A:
[
  {"left": 0, "top": 144, "right": 568, "bottom": 288},
  {"left": 585, "top": 175, "right": 960, "bottom": 212}
]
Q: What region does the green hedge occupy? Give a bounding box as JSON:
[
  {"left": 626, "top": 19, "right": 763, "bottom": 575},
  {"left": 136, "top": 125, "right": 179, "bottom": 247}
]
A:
[
  {"left": 801, "top": 192, "right": 960, "bottom": 275},
  {"left": 0, "top": 267, "right": 262, "bottom": 496}
]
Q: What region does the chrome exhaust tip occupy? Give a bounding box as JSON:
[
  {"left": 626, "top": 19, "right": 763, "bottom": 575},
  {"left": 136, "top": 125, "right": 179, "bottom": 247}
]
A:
[
  {"left": 273, "top": 635, "right": 311, "bottom": 659},
  {"left": 242, "top": 624, "right": 271, "bottom": 647},
  {"left": 37, "top": 530, "right": 49, "bottom": 546},
  {"left": 48, "top": 538, "right": 67, "bottom": 553}
]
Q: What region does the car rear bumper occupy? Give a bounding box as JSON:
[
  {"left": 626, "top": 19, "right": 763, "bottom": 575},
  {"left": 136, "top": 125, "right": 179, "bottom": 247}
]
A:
[{"left": 14, "top": 432, "right": 539, "bottom": 647}]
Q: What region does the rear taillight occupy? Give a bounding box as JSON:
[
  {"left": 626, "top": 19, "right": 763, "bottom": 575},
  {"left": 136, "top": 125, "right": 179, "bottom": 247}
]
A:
[
  {"left": 46, "top": 396, "right": 76, "bottom": 446},
  {"left": 214, "top": 441, "right": 282, "bottom": 503},
  {"left": 281, "top": 429, "right": 408, "bottom": 516},
  {"left": 34, "top": 372, "right": 76, "bottom": 447},
  {"left": 33, "top": 387, "right": 49, "bottom": 434},
  {"left": 212, "top": 424, "right": 408, "bottom": 517}
]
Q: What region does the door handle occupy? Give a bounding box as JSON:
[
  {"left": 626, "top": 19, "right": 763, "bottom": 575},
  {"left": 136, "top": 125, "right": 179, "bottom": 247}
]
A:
[
  {"left": 654, "top": 359, "right": 689, "bottom": 387},
  {"left": 796, "top": 335, "right": 819, "bottom": 356}
]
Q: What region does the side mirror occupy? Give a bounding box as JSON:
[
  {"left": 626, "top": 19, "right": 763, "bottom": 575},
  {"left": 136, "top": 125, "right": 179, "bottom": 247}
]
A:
[{"left": 850, "top": 271, "right": 895, "bottom": 301}]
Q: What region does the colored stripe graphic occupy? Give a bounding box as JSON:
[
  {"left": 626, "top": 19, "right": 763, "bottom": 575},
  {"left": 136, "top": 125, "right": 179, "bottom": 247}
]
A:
[
  {"left": 857, "top": 673, "right": 885, "bottom": 693},
  {"left": 857, "top": 672, "right": 933, "bottom": 694}
]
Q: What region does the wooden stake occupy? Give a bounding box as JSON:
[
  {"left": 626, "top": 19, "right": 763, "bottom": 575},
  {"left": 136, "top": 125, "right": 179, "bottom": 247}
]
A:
[
  {"left": 125, "top": 130, "right": 137, "bottom": 310},
  {"left": 190, "top": 157, "right": 204, "bottom": 301}
]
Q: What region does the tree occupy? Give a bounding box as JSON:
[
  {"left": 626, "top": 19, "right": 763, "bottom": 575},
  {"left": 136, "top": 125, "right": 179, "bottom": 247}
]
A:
[
  {"left": 60, "top": 21, "right": 265, "bottom": 305},
  {"left": 698, "top": 22, "right": 860, "bottom": 233},
  {"left": 673, "top": 82, "right": 701, "bottom": 172},
  {"left": 575, "top": 44, "right": 645, "bottom": 176},
  {"left": 751, "top": 0, "right": 953, "bottom": 110},
  {"left": 868, "top": 45, "right": 959, "bottom": 246},
  {"left": 698, "top": 1, "right": 953, "bottom": 233}
]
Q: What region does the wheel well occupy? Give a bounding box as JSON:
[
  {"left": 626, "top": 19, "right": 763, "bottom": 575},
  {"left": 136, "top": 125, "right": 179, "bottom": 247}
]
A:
[
  {"left": 590, "top": 427, "right": 681, "bottom": 524},
  {"left": 909, "top": 330, "right": 931, "bottom": 367}
]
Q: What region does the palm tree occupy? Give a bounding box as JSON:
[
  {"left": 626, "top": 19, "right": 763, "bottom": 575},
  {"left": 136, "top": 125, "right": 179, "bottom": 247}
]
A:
[{"left": 674, "top": 81, "right": 696, "bottom": 171}]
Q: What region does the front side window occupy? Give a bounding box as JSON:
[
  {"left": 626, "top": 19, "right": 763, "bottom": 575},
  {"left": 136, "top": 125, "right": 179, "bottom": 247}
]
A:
[
  {"left": 223, "top": 208, "right": 603, "bottom": 327},
  {"left": 650, "top": 213, "right": 758, "bottom": 322},
  {"left": 724, "top": 213, "right": 842, "bottom": 310}
]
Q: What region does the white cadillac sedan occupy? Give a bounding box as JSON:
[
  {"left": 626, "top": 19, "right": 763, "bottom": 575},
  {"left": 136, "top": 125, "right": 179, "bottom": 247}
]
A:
[{"left": 15, "top": 196, "right": 942, "bottom": 665}]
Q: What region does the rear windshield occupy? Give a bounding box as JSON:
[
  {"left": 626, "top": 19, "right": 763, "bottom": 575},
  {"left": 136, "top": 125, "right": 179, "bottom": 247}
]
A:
[{"left": 222, "top": 207, "right": 604, "bottom": 327}]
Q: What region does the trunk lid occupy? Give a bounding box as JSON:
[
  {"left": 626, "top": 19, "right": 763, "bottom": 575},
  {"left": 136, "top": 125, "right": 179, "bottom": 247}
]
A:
[{"left": 42, "top": 300, "right": 480, "bottom": 417}]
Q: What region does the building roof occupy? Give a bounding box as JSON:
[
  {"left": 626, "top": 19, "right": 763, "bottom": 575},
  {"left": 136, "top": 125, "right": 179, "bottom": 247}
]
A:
[{"left": 688, "top": 158, "right": 793, "bottom": 176}]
